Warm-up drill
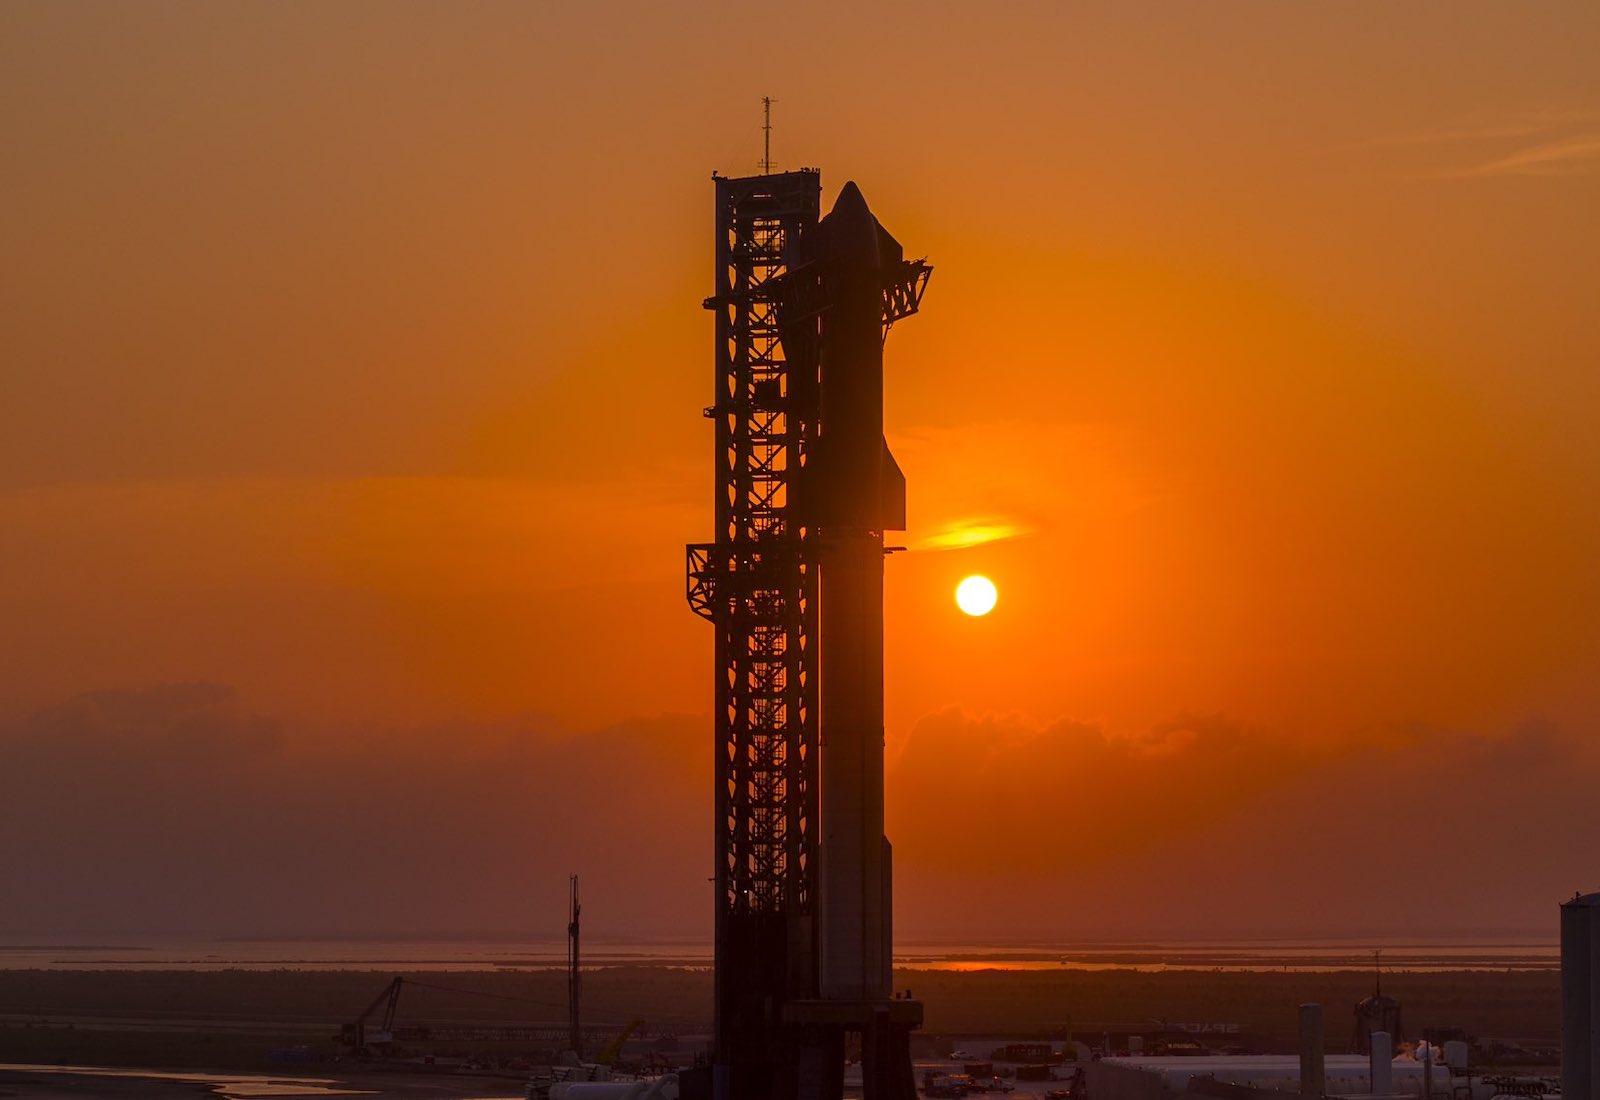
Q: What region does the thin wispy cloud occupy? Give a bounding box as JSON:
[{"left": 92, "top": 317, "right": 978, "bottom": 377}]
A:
[
  {"left": 1352, "top": 107, "right": 1600, "bottom": 178},
  {"left": 1365, "top": 107, "right": 1596, "bottom": 148},
  {"left": 1460, "top": 133, "right": 1600, "bottom": 177}
]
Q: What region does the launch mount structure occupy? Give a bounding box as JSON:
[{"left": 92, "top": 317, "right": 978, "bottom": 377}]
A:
[{"left": 687, "top": 168, "right": 930, "bottom": 1100}]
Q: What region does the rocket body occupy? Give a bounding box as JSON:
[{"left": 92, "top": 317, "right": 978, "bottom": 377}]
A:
[{"left": 811, "top": 182, "right": 905, "bottom": 1003}]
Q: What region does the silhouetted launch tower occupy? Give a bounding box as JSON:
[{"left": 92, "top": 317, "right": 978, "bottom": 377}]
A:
[{"left": 687, "top": 169, "right": 930, "bottom": 1100}]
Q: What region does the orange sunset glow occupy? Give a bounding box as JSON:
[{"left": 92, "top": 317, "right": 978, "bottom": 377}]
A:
[{"left": 3, "top": 2, "right": 1598, "bottom": 945}]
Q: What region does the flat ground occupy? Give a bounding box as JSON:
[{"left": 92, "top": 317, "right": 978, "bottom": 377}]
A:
[{"left": 0, "top": 966, "right": 1560, "bottom": 1077}]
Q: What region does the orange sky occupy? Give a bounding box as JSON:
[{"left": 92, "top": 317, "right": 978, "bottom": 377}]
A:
[{"left": 3, "top": 2, "right": 1598, "bottom": 939}]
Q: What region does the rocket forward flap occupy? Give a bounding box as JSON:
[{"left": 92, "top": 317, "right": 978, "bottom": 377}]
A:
[
  {"left": 880, "top": 439, "right": 905, "bottom": 533},
  {"left": 875, "top": 222, "right": 903, "bottom": 273},
  {"left": 801, "top": 437, "right": 905, "bottom": 533}
]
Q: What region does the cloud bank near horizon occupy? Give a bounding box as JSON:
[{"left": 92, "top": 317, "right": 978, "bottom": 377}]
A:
[{"left": 3, "top": 684, "right": 1592, "bottom": 943}]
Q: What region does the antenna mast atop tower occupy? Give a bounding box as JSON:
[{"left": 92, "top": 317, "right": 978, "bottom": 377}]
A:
[{"left": 759, "top": 96, "right": 775, "bottom": 174}]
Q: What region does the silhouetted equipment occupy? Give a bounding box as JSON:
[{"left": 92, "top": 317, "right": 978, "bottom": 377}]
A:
[
  {"left": 341, "top": 975, "right": 406, "bottom": 1054},
  {"left": 686, "top": 169, "right": 931, "bottom": 1100},
  {"left": 1351, "top": 956, "right": 1402, "bottom": 1055},
  {"left": 595, "top": 1019, "right": 645, "bottom": 1066},
  {"left": 569, "top": 873, "right": 583, "bottom": 1058},
  {"left": 336, "top": 975, "right": 663, "bottom": 1059}
]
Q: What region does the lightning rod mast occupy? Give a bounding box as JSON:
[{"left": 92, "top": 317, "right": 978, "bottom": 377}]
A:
[{"left": 760, "top": 96, "right": 775, "bottom": 174}]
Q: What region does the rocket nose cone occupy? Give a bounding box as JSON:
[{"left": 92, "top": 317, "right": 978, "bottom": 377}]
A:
[
  {"left": 825, "top": 181, "right": 880, "bottom": 264},
  {"left": 833, "top": 180, "right": 869, "bottom": 215}
]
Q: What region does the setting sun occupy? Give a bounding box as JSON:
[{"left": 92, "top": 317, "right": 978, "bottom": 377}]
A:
[{"left": 955, "top": 575, "right": 998, "bottom": 617}]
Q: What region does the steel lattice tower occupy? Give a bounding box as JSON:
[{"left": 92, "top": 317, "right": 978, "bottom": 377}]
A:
[{"left": 687, "top": 169, "right": 822, "bottom": 1098}]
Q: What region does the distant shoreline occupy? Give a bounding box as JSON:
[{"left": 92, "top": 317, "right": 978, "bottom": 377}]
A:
[{"left": 0, "top": 935, "right": 1561, "bottom": 974}]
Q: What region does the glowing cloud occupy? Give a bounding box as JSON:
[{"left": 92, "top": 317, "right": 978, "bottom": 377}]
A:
[{"left": 914, "top": 516, "right": 1034, "bottom": 552}]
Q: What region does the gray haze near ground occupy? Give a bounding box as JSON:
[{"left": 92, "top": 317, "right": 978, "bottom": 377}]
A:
[
  {"left": 0, "top": 684, "right": 705, "bottom": 939},
  {"left": 1, "top": 684, "right": 1591, "bottom": 940}
]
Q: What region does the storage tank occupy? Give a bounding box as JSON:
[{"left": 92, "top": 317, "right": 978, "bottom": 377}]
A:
[
  {"left": 1354, "top": 991, "right": 1403, "bottom": 1056},
  {"left": 1563, "top": 891, "right": 1600, "bottom": 1100},
  {"left": 1371, "top": 1030, "right": 1393, "bottom": 1094}
]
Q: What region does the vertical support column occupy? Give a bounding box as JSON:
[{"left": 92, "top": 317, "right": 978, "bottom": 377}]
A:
[
  {"left": 1299, "top": 1003, "right": 1324, "bottom": 1099},
  {"left": 1370, "top": 1030, "right": 1392, "bottom": 1094},
  {"left": 567, "top": 874, "right": 581, "bottom": 1057},
  {"left": 1563, "top": 893, "right": 1600, "bottom": 1100}
]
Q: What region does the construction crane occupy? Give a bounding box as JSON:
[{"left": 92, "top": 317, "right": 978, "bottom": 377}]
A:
[
  {"left": 337, "top": 975, "right": 666, "bottom": 1065},
  {"left": 339, "top": 975, "right": 406, "bottom": 1055},
  {"left": 592, "top": 1019, "right": 644, "bottom": 1066}
]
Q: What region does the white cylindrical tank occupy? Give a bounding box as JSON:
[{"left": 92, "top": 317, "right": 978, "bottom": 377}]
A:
[
  {"left": 1371, "top": 1031, "right": 1393, "bottom": 1094},
  {"left": 1562, "top": 891, "right": 1600, "bottom": 1100}
]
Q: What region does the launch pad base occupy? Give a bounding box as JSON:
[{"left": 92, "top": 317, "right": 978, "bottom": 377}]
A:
[
  {"left": 781, "top": 999, "right": 923, "bottom": 1028},
  {"left": 784, "top": 1000, "right": 921, "bottom": 1100}
]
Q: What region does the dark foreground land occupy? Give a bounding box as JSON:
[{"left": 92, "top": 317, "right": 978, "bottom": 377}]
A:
[
  {"left": 0, "top": 1065, "right": 531, "bottom": 1100},
  {"left": 0, "top": 966, "right": 1559, "bottom": 1075}
]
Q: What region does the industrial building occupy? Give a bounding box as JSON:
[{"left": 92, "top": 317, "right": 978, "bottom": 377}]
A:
[
  {"left": 1084, "top": 1053, "right": 1453, "bottom": 1100},
  {"left": 1563, "top": 891, "right": 1600, "bottom": 1100}
]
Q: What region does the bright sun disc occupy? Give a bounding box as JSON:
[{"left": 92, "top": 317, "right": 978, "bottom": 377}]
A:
[{"left": 955, "top": 575, "right": 998, "bottom": 616}]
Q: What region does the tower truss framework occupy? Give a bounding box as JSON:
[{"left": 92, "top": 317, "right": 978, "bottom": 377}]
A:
[{"left": 687, "top": 170, "right": 823, "bottom": 1094}]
